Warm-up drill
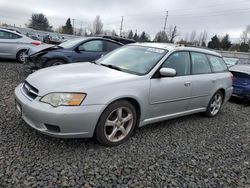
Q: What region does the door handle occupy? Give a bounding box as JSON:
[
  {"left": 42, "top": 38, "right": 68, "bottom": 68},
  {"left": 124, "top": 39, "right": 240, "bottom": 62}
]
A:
[{"left": 184, "top": 82, "right": 191, "bottom": 87}]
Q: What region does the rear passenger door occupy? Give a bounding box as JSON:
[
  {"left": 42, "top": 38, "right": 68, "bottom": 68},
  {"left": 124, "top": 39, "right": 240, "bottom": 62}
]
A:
[{"left": 188, "top": 52, "right": 214, "bottom": 109}]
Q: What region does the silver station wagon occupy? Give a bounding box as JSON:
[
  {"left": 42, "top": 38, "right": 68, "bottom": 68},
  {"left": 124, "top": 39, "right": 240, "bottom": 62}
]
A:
[{"left": 15, "top": 43, "right": 233, "bottom": 146}]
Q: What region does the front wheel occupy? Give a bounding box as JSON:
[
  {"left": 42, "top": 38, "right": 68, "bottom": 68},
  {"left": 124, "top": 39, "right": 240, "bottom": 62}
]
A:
[
  {"left": 16, "top": 49, "right": 27, "bottom": 63},
  {"left": 205, "top": 91, "right": 224, "bottom": 117},
  {"left": 95, "top": 100, "right": 137, "bottom": 146}
]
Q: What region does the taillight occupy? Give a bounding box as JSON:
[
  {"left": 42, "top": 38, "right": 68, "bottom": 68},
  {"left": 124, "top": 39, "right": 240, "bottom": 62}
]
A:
[
  {"left": 229, "top": 72, "right": 234, "bottom": 80},
  {"left": 31, "top": 41, "right": 41, "bottom": 45}
]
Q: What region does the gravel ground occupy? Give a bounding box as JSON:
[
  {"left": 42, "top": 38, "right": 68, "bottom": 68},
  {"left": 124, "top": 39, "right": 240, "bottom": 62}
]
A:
[{"left": 0, "top": 62, "right": 249, "bottom": 188}]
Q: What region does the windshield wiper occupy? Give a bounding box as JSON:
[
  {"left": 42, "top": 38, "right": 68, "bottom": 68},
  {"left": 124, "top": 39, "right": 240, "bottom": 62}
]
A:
[{"left": 100, "top": 63, "right": 121, "bottom": 71}]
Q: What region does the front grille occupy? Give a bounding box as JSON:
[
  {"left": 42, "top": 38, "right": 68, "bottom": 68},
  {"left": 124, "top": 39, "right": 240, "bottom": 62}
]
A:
[{"left": 22, "top": 81, "right": 39, "bottom": 99}]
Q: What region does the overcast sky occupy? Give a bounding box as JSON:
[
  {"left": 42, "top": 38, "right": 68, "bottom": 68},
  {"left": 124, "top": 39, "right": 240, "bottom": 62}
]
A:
[{"left": 0, "top": 0, "right": 250, "bottom": 41}]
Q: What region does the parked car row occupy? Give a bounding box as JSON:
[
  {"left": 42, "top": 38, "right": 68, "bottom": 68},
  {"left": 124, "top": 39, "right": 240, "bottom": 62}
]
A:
[{"left": 15, "top": 43, "right": 234, "bottom": 146}]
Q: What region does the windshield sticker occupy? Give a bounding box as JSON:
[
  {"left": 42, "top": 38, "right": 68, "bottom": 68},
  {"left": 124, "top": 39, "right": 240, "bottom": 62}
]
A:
[{"left": 146, "top": 48, "right": 165, "bottom": 54}]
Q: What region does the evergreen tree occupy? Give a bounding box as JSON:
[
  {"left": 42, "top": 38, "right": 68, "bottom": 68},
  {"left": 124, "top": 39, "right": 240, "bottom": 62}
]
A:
[
  {"left": 239, "top": 43, "right": 250, "bottom": 52},
  {"left": 139, "top": 31, "right": 150, "bottom": 42},
  {"left": 133, "top": 32, "right": 139, "bottom": 42},
  {"left": 128, "top": 30, "right": 134, "bottom": 39},
  {"left": 62, "top": 18, "right": 73, "bottom": 34},
  {"left": 154, "top": 31, "right": 169, "bottom": 42},
  {"left": 28, "top": 13, "right": 52, "bottom": 31},
  {"left": 220, "top": 34, "right": 232, "bottom": 50},
  {"left": 208, "top": 35, "right": 220, "bottom": 49}
]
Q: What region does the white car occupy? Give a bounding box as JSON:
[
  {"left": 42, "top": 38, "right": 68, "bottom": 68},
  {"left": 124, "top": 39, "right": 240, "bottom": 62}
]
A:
[{"left": 0, "top": 28, "right": 41, "bottom": 63}]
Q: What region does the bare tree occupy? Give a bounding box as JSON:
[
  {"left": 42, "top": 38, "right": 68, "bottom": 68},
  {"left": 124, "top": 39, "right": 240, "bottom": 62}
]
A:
[
  {"left": 189, "top": 30, "right": 197, "bottom": 44},
  {"left": 198, "top": 30, "right": 208, "bottom": 46},
  {"left": 168, "top": 25, "right": 178, "bottom": 43},
  {"left": 241, "top": 25, "right": 250, "bottom": 44},
  {"left": 93, "top": 15, "right": 103, "bottom": 35}
]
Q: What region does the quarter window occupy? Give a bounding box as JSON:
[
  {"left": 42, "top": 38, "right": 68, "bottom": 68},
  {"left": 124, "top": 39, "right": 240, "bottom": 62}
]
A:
[
  {"left": 79, "top": 40, "right": 103, "bottom": 51},
  {"left": 162, "top": 51, "right": 191, "bottom": 76},
  {"left": 207, "top": 55, "right": 228, "bottom": 72},
  {"left": 191, "top": 52, "right": 212, "bottom": 74}
]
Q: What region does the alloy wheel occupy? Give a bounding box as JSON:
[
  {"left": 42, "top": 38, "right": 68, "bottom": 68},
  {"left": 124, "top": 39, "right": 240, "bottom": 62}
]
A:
[
  {"left": 210, "top": 93, "right": 222, "bottom": 116},
  {"left": 104, "top": 107, "right": 134, "bottom": 143}
]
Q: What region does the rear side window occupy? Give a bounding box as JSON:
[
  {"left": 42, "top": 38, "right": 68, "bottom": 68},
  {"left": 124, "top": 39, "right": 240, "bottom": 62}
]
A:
[
  {"left": 0, "top": 30, "right": 21, "bottom": 39},
  {"left": 105, "top": 41, "right": 121, "bottom": 52},
  {"left": 207, "top": 55, "right": 228, "bottom": 72},
  {"left": 191, "top": 52, "right": 212, "bottom": 74}
]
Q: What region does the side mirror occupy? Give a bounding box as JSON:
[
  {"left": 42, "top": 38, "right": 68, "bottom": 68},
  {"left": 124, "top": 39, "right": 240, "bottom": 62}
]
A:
[{"left": 159, "top": 68, "right": 176, "bottom": 77}]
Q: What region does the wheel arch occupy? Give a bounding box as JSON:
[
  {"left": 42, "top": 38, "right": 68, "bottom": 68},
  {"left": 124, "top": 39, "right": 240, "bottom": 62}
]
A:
[
  {"left": 42, "top": 58, "right": 69, "bottom": 68},
  {"left": 16, "top": 49, "right": 28, "bottom": 59},
  {"left": 96, "top": 96, "right": 142, "bottom": 129}
]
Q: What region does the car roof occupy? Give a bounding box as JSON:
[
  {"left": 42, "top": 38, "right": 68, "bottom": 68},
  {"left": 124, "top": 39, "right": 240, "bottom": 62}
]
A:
[
  {"left": 130, "top": 42, "right": 222, "bottom": 57},
  {"left": 85, "top": 37, "right": 123, "bottom": 45},
  {"left": 0, "top": 28, "right": 22, "bottom": 35}
]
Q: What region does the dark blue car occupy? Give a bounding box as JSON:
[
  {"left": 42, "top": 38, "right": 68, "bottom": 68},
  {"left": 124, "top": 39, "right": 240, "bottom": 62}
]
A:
[
  {"left": 24, "top": 37, "right": 131, "bottom": 71},
  {"left": 230, "top": 64, "right": 250, "bottom": 101}
]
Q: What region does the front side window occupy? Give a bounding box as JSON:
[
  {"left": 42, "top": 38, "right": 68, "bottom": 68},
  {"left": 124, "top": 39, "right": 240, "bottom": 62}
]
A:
[
  {"left": 191, "top": 52, "right": 212, "bottom": 74},
  {"left": 161, "top": 51, "right": 191, "bottom": 76},
  {"left": 0, "top": 30, "right": 21, "bottom": 39},
  {"left": 208, "top": 55, "right": 228, "bottom": 72},
  {"left": 96, "top": 45, "right": 167, "bottom": 75},
  {"left": 79, "top": 40, "right": 103, "bottom": 51}
]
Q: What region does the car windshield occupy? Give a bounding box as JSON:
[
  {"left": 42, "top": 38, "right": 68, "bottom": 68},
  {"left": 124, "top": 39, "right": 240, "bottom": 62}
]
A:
[
  {"left": 58, "top": 38, "right": 85, "bottom": 48},
  {"left": 96, "top": 45, "right": 167, "bottom": 75}
]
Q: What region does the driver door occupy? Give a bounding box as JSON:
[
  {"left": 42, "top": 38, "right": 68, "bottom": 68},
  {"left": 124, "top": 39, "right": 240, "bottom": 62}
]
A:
[
  {"left": 148, "top": 51, "right": 192, "bottom": 119},
  {"left": 72, "top": 40, "right": 105, "bottom": 62}
]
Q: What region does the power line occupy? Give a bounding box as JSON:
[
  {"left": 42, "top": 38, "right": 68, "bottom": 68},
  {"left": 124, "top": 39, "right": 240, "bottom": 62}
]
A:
[{"left": 121, "top": 0, "right": 249, "bottom": 17}]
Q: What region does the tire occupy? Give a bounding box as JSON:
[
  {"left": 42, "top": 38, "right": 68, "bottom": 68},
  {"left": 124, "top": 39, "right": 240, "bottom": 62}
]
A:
[
  {"left": 44, "top": 59, "right": 66, "bottom": 67},
  {"left": 16, "top": 49, "right": 27, "bottom": 63},
  {"left": 95, "top": 100, "right": 137, "bottom": 146},
  {"left": 205, "top": 91, "right": 224, "bottom": 117}
]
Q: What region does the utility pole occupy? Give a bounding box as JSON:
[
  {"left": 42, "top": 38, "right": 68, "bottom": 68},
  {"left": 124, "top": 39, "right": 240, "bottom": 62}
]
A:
[
  {"left": 163, "top": 11, "right": 168, "bottom": 32},
  {"left": 120, "top": 16, "right": 124, "bottom": 37},
  {"left": 72, "top": 18, "right": 75, "bottom": 35}
]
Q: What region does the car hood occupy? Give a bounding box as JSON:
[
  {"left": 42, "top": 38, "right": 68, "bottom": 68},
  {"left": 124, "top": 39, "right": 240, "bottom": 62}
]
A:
[
  {"left": 28, "top": 44, "right": 59, "bottom": 56},
  {"left": 26, "top": 62, "right": 137, "bottom": 96}
]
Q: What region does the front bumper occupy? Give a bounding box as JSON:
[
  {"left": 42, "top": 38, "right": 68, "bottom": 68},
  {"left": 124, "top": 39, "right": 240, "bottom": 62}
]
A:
[{"left": 15, "top": 84, "right": 106, "bottom": 138}]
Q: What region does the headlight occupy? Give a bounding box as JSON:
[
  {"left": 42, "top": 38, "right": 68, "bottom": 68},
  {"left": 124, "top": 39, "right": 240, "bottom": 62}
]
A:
[{"left": 40, "top": 93, "right": 86, "bottom": 107}]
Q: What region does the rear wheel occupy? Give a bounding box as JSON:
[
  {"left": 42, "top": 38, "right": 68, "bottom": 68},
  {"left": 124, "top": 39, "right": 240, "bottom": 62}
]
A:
[
  {"left": 205, "top": 91, "right": 224, "bottom": 117},
  {"left": 16, "top": 49, "right": 27, "bottom": 63},
  {"left": 95, "top": 100, "right": 137, "bottom": 146},
  {"left": 44, "top": 59, "right": 66, "bottom": 67}
]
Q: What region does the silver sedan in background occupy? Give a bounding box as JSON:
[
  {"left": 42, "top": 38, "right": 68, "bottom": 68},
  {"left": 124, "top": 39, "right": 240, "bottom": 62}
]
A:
[
  {"left": 0, "top": 28, "right": 41, "bottom": 63},
  {"left": 15, "top": 43, "right": 233, "bottom": 146}
]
